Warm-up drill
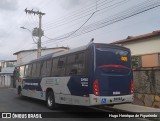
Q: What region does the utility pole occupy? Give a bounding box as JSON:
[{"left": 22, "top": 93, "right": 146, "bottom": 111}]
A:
[{"left": 25, "top": 8, "right": 45, "bottom": 58}]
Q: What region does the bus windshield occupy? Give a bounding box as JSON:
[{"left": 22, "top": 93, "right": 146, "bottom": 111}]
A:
[{"left": 96, "top": 47, "right": 131, "bottom": 68}]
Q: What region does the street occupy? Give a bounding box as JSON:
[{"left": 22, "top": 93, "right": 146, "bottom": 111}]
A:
[{"left": 0, "top": 88, "right": 149, "bottom": 121}]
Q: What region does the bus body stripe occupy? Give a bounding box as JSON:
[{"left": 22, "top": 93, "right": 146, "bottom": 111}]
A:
[{"left": 97, "top": 64, "right": 130, "bottom": 70}]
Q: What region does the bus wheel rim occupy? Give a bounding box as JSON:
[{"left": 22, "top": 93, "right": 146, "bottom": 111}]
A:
[{"left": 48, "top": 96, "right": 53, "bottom": 106}]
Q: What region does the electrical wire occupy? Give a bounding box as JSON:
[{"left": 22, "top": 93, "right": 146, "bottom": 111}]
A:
[
  {"left": 43, "top": 0, "right": 103, "bottom": 25},
  {"left": 44, "top": 0, "right": 129, "bottom": 39},
  {"left": 41, "top": 0, "right": 160, "bottom": 46},
  {"left": 43, "top": 0, "right": 114, "bottom": 28},
  {"left": 17, "top": 0, "right": 159, "bottom": 59},
  {"left": 44, "top": 0, "right": 126, "bottom": 31},
  {"left": 43, "top": 11, "right": 96, "bottom": 41},
  {"left": 18, "top": 10, "right": 97, "bottom": 60}
]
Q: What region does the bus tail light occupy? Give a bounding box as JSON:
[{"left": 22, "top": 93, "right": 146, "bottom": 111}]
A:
[
  {"left": 93, "top": 80, "right": 100, "bottom": 96},
  {"left": 130, "top": 80, "right": 134, "bottom": 93}
]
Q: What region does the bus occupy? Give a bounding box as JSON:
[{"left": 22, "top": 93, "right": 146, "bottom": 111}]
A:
[{"left": 15, "top": 43, "right": 134, "bottom": 109}]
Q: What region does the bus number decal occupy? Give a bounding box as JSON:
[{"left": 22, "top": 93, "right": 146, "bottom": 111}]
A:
[
  {"left": 81, "top": 78, "right": 88, "bottom": 87},
  {"left": 121, "top": 56, "right": 128, "bottom": 62}
]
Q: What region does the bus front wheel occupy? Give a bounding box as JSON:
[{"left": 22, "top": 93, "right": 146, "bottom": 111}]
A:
[{"left": 46, "top": 91, "right": 58, "bottom": 110}]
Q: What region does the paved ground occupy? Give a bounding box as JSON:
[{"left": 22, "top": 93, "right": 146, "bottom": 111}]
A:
[{"left": 0, "top": 88, "right": 153, "bottom": 121}]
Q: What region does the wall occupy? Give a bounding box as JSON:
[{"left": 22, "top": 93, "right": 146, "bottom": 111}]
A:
[
  {"left": 122, "top": 36, "right": 160, "bottom": 56},
  {"left": 0, "top": 74, "right": 12, "bottom": 87},
  {"left": 0, "top": 67, "right": 14, "bottom": 88},
  {"left": 2, "top": 67, "right": 14, "bottom": 73},
  {"left": 141, "top": 53, "right": 159, "bottom": 67},
  {"left": 133, "top": 69, "right": 160, "bottom": 108},
  {"left": 17, "top": 51, "right": 37, "bottom": 64}
]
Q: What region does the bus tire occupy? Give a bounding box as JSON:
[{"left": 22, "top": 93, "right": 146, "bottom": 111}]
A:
[{"left": 46, "top": 91, "right": 58, "bottom": 110}]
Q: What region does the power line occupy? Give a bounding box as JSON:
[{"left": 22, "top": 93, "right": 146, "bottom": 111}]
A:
[
  {"left": 43, "top": 0, "right": 104, "bottom": 25},
  {"left": 44, "top": 0, "right": 128, "bottom": 31},
  {"left": 16, "top": 0, "right": 158, "bottom": 59},
  {"left": 43, "top": 1, "right": 148, "bottom": 44},
  {"left": 44, "top": 0, "right": 129, "bottom": 39},
  {"left": 43, "top": 11, "right": 96, "bottom": 41},
  {"left": 66, "top": 0, "right": 160, "bottom": 38},
  {"left": 43, "top": 0, "right": 115, "bottom": 28},
  {"left": 71, "top": 0, "right": 157, "bottom": 34},
  {"left": 42, "top": 0, "right": 160, "bottom": 46}
]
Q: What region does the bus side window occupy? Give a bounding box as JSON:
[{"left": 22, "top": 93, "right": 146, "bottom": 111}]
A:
[
  {"left": 19, "top": 66, "right": 25, "bottom": 78},
  {"left": 46, "top": 59, "right": 52, "bottom": 77},
  {"left": 75, "top": 53, "right": 85, "bottom": 75},
  {"left": 24, "top": 65, "right": 28, "bottom": 77},
  {"left": 66, "top": 52, "right": 85, "bottom": 75},
  {"left": 24, "top": 64, "right": 32, "bottom": 78},
  {"left": 52, "top": 58, "right": 59, "bottom": 76},
  {"left": 57, "top": 57, "right": 66, "bottom": 76},
  {"left": 36, "top": 62, "right": 41, "bottom": 77},
  {"left": 66, "top": 54, "right": 76, "bottom": 75},
  {"left": 32, "top": 62, "right": 41, "bottom": 77},
  {"left": 32, "top": 63, "right": 37, "bottom": 77},
  {"left": 41, "top": 61, "right": 47, "bottom": 77}
]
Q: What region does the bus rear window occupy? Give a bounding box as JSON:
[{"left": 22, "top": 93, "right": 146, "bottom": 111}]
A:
[
  {"left": 96, "top": 48, "right": 128, "bottom": 56},
  {"left": 96, "top": 48, "right": 131, "bottom": 68}
]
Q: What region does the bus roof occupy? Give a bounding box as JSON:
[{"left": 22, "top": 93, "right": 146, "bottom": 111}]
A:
[
  {"left": 16, "top": 43, "right": 90, "bottom": 66},
  {"left": 16, "top": 43, "right": 130, "bottom": 66}
]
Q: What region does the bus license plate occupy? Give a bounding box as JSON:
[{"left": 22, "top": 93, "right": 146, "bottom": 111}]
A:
[{"left": 113, "top": 97, "right": 123, "bottom": 102}]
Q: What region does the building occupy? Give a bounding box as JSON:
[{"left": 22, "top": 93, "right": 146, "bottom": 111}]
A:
[
  {"left": 0, "top": 47, "right": 69, "bottom": 88},
  {"left": 0, "top": 60, "right": 16, "bottom": 87},
  {"left": 13, "top": 47, "right": 69, "bottom": 65},
  {"left": 111, "top": 30, "right": 160, "bottom": 68}
]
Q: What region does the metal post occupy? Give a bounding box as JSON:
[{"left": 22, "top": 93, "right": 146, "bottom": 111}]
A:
[
  {"left": 37, "top": 14, "right": 42, "bottom": 58},
  {"left": 24, "top": 8, "right": 45, "bottom": 59}
]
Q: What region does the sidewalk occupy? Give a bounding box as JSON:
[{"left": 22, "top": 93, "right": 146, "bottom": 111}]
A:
[
  {"left": 113, "top": 94, "right": 160, "bottom": 112},
  {"left": 114, "top": 104, "right": 160, "bottom": 112}
]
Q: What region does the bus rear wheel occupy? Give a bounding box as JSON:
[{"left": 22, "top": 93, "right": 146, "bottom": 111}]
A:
[{"left": 46, "top": 91, "right": 58, "bottom": 110}]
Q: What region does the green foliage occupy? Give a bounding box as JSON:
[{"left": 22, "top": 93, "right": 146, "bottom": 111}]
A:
[{"left": 132, "top": 56, "right": 141, "bottom": 68}]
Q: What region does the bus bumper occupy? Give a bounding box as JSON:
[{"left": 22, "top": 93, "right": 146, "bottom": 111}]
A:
[{"left": 89, "top": 94, "right": 134, "bottom": 106}]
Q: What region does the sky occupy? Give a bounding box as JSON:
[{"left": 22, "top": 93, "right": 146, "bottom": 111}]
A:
[{"left": 0, "top": 0, "right": 160, "bottom": 60}]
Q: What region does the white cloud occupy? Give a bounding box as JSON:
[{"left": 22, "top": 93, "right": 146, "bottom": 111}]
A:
[
  {"left": 0, "top": 29, "right": 9, "bottom": 39},
  {"left": 59, "top": 0, "right": 91, "bottom": 9},
  {"left": 0, "top": 0, "right": 18, "bottom": 11}
]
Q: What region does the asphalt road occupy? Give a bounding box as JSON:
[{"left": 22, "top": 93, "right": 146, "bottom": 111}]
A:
[{"left": 0, "top": 88, "right": 150, "bottom": 121}]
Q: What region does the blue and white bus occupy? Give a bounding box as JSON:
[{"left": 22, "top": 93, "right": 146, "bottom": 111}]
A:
[{"left": 15, "top": 43, "right": 134, "bottom": 109}]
